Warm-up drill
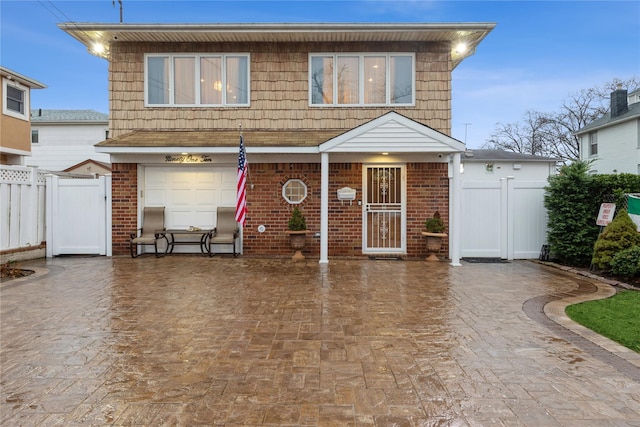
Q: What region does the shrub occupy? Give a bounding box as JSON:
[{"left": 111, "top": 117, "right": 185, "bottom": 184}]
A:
[
  {"left": 591, "top": 209, "right": 640, "bottom": 271},
  {"left": 611, "top": 246, "right": 640, "bottom": 278},
  {"left": 425, "top": 211, "right": 446, "bottom": 233},
  {"left": 288, "top": 207, "right": 307, "bottom": 231},
  {"left": 544, "top": 161, "right": 598, "bottom": 266}
]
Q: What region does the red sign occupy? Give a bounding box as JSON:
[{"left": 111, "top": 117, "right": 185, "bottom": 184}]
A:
[{"left": 596, "top": 203, "right": 616, "bottom": 226}]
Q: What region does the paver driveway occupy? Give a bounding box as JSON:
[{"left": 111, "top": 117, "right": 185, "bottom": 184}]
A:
[{"left": 1, "top": 256, "right": 639, "bottom": 426}]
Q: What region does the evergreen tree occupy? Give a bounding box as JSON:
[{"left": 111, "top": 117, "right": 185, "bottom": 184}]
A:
[{"left": 592, "top": 209, "right": 640, "bottom": 271}]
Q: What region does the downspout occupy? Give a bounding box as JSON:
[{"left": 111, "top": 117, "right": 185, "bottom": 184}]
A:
[{"left": 320, "top": 152, "right": 329, "bottom": 264}]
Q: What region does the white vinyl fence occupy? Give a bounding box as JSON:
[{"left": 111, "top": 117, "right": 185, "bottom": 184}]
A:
[
  {"left": 0, "top": 165, "right": 46, "bottom": 251},
  {"left": 460, "top": 178, "right": 549, "bottom": 260},
  {"left": 45, "top": 174, "right": 111, "bottom": 257}
]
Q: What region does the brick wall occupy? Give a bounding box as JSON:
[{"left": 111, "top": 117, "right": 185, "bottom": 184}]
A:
[
  {"left": 406, "top": 162, "right": 449, "bottom": 258},
  {"left": 242, "top": 162, "right": 448, "bottom": 259},
  {"left": 109, "top": 161, "right": 449, "bottom": 258},
  {"left": 111, "top": 163, "right": 137, "bottom": 255}
]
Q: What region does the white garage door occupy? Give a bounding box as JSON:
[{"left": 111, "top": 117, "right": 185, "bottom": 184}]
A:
[{"left": 144, "top": 166, "right": 236, "bottom": 253}]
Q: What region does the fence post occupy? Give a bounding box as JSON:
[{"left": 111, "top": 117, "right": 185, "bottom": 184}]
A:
[
  {"left": 25, "top": 166, "right": 39, "bottom": 247},
  {"left": 105, "top": 174, "right": 112, "bottom": 256},
  {"left": 45, "top": 174, "right": 58, "bottom": 258}
]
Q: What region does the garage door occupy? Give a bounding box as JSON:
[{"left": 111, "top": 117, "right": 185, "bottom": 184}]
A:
[{"left": 144, "top": 166, "right": 237, "bottom": 253}]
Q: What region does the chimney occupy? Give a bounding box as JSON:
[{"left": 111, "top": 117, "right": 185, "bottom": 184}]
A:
[
  {"left": 610, "top": 85, "right": 628, "bottom": 118},
  {"left": 38, "top": 108, "right": 42, "bottom": 116}
]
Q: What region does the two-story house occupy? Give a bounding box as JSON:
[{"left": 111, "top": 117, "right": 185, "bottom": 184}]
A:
[
  {"left": 0, "top": 66, "right": 46, "bottom": 165},
  {"left": 576, "top": 87, "right": 640, "bottom": 174},
  {"left": 29, "top": 109, "right": 111, "bottom": 173},
  {"left": 59, "top": 22, "right": 495, "bottom": 263}
]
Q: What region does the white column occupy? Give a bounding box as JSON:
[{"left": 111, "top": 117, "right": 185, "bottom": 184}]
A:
[
  {"left": 320, "top": 152, "right": 329, "bottom": 264},
  {"left": 450, "top": 152, "right": 462, "bottom": 266}
]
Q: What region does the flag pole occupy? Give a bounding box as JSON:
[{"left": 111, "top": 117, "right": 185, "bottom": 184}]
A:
[{"left": 239, "top": 123, "right": 253, "bottom": 189}]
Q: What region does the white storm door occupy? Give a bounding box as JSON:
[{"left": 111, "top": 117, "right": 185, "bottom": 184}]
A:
[{"left": 363, "top": 165, "right": 406, "bottom": 254}]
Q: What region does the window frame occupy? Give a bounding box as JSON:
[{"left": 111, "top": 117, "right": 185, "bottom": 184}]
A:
[
  {"left": 282, "top": 179, "right": 308, "bottom": 205},
  {"left": 31, "top": 129, "right": 39, "bottom": 144},
  {"left": 144, "top": 53, "right": 251, "bottom": 107},
  {"left": 589, "top": 131, "right": 598, "bottom": 156},
  {"left": 2, "top": 78, "right": 29, "bottom": 121},
  {"left": 308, "top": 52, "right": 416, "bottom": 107}
]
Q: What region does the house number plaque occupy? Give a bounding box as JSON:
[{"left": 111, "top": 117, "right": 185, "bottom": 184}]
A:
[{"left": 165, "top": 154, "right": 212, "bottom": 164}]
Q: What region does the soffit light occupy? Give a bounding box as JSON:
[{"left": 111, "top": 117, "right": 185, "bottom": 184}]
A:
[{"left": 455, "top": 42, "right": 468, "bottom": 55}]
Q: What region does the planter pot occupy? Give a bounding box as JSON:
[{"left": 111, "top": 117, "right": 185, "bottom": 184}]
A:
[
  {"left": 286, "top": 230, "right": 310, "bottom": 261},
  {"left": 421, "top": 231, "right": 447, "bottom": 262}
]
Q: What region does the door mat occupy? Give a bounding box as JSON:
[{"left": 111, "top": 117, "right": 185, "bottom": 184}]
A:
[{"left": 462, "top": 257, "right": 509, "bottom": 263}]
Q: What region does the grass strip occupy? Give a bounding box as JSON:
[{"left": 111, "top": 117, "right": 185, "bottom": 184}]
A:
[{"left": 566, "top": 290, "right": 640, "bottom": 353}]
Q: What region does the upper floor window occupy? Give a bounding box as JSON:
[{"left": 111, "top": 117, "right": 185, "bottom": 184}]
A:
[
  {"left": 145, "top": 53, "right": 250, "bottom": 107},
  {"left": 589, "top": 131, "right": 598, "bottom": 156},
  {"left": 31, "top": 129, "right": 39, "bottom": 144},
  {"left": 2, "top": 78, "right": 29, "bottom": 121},
  {"left": 310, "top": 53, "right": 414, "bottom": 106}
]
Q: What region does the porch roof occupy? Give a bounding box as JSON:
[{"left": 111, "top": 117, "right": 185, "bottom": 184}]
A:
[
  {"left": 96, "top": 112, "right": 464, "bottom": 155},
  {"left": 95, "top": 129, "right": 347, "bottom": 154}
]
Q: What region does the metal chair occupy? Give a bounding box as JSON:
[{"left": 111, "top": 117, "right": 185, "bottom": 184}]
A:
[
  {"left": 130, "top": 207, "right": 167, "bottom": 258},
  {"left": 209, "top": 206, "right": 240, "bottom": 256}
]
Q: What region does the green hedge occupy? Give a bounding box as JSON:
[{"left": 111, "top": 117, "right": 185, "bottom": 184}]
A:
[{"left": 544, "top": 161, "right": 640, "bottom": 267}]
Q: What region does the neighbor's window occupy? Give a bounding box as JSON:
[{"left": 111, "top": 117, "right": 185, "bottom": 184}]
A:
[
  {"left": 2, "top": 78, "right": 29, "bottom": 120},
  {"left": 485, "top": 163, "right": 494, "bottom": 173},
  {"left": 283, "top": 179, "right": 307, "bottom": 204},
  {"left": 145, "top": 53, "right": 250, "bottom": 106},
  {"left": 31, "top": 129, "right": 39, "bottom": 143},
  {"left": 589, "top": 131, "right": 598, "bottom": 156},
  {"left": 310, "top": 53, "right": 414, "bottom": 106}
]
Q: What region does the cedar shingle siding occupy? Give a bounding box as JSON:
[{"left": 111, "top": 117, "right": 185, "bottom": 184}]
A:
[{"left": 109, "top": 41, "right": 451, "bottom": 139}]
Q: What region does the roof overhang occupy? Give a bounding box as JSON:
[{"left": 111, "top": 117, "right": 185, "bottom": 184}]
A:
[
  {"left": 95, "top": 112, "right": 463, "bottom": 156},
  {"left": 58, "top": 22, "right": 495, "bottom": 69},
  {"left": 0, "top": 66, "right": 47, "bottom": 89}
]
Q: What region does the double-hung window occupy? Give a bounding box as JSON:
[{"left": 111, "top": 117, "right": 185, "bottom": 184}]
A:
[
  {"left": 145, "top": 53, "right": 250, "bottom": 106},
  {"left": 589, "top": 131, "right": 598, "bottom": 156},
  {"left": 2, "top": 78, "right": 29, "bottom": 120},
  {"left": 310, "top": 53, "right": 414, "bottom": 106}
]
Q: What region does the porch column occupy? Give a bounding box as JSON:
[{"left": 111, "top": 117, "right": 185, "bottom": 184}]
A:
[
  {"left": 450, "top": 152, "right": 462, "bottom": 266},
  {"left": 319, "top": 152, "right": 329, "bottom": 264}
]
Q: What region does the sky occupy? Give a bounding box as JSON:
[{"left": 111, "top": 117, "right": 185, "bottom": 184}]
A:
[{"left": 1, "top": 0, "right": 639, "bottom": 148}]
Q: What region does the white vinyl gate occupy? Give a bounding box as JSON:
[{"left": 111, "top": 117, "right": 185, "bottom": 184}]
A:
[
  {"left": 46, "top": 175, "right": 112, "bottom": 257},
  {"left": 460, "top": 178, "right": 548, "bottom": 260}
]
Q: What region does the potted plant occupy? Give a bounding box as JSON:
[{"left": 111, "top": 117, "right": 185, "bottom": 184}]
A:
[
  {"left": 421, "top": 210, "right": 447, "bottom": 261},
  {"left": 286, "top": 207, "right": 310, "bottom": 260}
]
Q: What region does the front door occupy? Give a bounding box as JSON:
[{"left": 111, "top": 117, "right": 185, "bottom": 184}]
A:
[{"left": 363, "top": 165, "right": 406, "bottom": 254}]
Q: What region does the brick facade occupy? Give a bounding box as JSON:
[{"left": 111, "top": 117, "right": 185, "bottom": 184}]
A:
[
  {"left": 110, "top": 161, "right": 449, "bottom": 258},
  {"left": 111, "top": 163, "right": 138, "bottom": 254}
]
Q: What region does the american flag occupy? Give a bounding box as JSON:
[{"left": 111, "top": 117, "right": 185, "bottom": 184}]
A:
[{"left": 235, "top": 135, "right": 248, "bottom": 226}]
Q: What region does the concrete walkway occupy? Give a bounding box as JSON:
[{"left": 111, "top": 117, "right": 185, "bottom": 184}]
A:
[{"left": 1, "top": 257, "right": 639, "bottom": 426}]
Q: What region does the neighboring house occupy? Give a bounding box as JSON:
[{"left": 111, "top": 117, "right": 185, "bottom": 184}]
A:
[
  {"left": 576, "top": 87, "right": 640, "bottom": 174},
  {"left": 28, "top": 109, "right": 111, "bottom": 172},
  {"left": 64, "top": 159, "right": 111, "bottom": 175},
  {"left": 460, "top": 149, "right": 557, "bottom": 259},
  {"left": 0, "top": 66, "right": 46, "bottom": 165},
  {"left": 59, "top": 22, "right": 496, "bottom": 263}
]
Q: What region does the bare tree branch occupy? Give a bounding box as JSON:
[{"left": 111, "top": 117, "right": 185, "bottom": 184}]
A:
[{"left": 483, "top": 77, "right": 640, "bottom": 164}]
